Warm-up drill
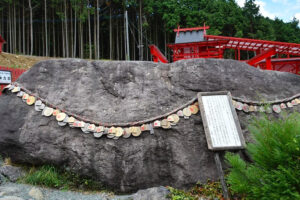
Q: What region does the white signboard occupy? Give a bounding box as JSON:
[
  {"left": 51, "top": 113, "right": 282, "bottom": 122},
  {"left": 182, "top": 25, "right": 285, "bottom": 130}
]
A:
[
  {"left": 0, "top": 70, "right": 12, "bottom": 84},
  {"left": 198, "top": 92, "right": 246, "bottom": 150}
]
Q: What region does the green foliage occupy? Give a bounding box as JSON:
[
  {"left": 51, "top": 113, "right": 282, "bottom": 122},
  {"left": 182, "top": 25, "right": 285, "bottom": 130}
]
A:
[
  {"left": 21, "top": 165, "right": 64, "bottom": 188},
  {"left": 167, "top": 181, "right": 223, "bottom": 200},
  {"left": 168, "top": 187, "right": 195, "bottom": 200},
  {"left": 225, "top": 113, "right": 300, "bottom": 200},
  {"left": 19, "top": 165, "right": 108, "bottom": 192}
]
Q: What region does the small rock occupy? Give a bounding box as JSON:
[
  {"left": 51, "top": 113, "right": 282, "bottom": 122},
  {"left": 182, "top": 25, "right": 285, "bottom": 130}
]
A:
[
  {"left": 0, "top": 166, "right": 25, "bottom": 182},
  {"left": 0, "top": 196, "right": 24, "bottom": 200},
  {"left": 130, "top": 186, "right": 170, "bottom": 200},
  {"left": 0, "top": 174, "right": 6, "bottom": 185},
  {"left": 0, "top": 186, "right": 20, "bottom": 196},
  {"left": 28, "top": 187, "right": 43, "bottom": 200}
]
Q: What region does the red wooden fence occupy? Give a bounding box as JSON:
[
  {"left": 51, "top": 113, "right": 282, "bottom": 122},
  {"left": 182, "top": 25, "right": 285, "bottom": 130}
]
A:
[{"left": 0, "top": 66, "right": 27, "bottom": 95}]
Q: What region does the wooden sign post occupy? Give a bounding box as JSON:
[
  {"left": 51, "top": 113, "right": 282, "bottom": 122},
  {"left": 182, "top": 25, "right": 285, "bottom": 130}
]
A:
[{"left": 197, "top": 91, "right": 246, "bottom": 199}]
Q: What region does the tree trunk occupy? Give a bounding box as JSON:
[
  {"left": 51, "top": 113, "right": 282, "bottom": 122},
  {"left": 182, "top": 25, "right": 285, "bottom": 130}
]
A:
[
  {"left": 29, "top": 0, "right": 33, "bottom": 55},
  {"left": 116, "top": 20, "right": 119, "bottom": 60},
  {"left": 139, "top": 0, "right": 143, "bottom": 61},
  {"left": 23, "top": 1, "right": 25, "bottom": 54},
  {"left": 88, "top": 0, "right": 92, "bottom": 59},
  {"left": 13, "top": 0, "right": 16, "bottom": 53},
  {"left": 45, "top": 0, "right": 48, "bottom": 56},
  {"left": 94, "top": 7, "right": 97, "bottom": 59},
  {"left": 70, "top": 4, "right": 73, "bottom": 57},
  {"left": 64, "top": 0, "right": 69, "bottom": 57},
  {"left": 109, "top": 6, "right": 112, "bottom": 59},
  {"left": 80, "top": 20, "right": 83, "bottom": 58},
  {"left": 53, "top": 10, "right": 56, "bottom": 57},
  {"left": 8, "top": 3, "right": 11, "bottom": 53},
  {"left": 96, "top": 0, "right": 100, "bottom": 59},
  {"left": 121, "top": 19, "right": 123, "bottom": 60},
  {"left": 18, "top": 5, "right": 21, "bottom": 54},
  {"left": 62, "top": 17, "right": 65, "bottom": 57},
  {"left": 73, "top": 2, "right": 77, "bottom": 58},
  {"left": 42, "top": 14, "right": 44, "bottom": 56}
]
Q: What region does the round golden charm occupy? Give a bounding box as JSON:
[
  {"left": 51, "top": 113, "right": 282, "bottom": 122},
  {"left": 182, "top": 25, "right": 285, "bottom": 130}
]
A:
[
  {"left": 189, "top": 105, "right": 199, "bottom": 114},
  {"left": 43, "top": 107, "right": 54, "bottom": 117},
  {"left": 172, "top": 114, "right": 180, "bottom": 123},
  {"left": 183, "top": 107, "right": 192, "bottom": 117},
  {"left": 108, "top": 127, "right": 116, "bottom": 134},
  {"left": 12, "top": 87, "right": 20, "bottom": 93},
  {"left": 87, "top": 124, "right": 96, "bottom": 132},
  {"left": 132, "top": 127, "right": 142, "bottom": 137},
  {"left": 167, "top": 115, "right": 175, "bottom": 122},
  {"left": 68, "top": 116, "right": 75, "bottom": 123},
  {"left": 52, "top": 109, "right": 60, "bottom": 116},
  {"left": 56, "top": 112, "right": 66, "bottom": 122},
  {"left": 161, "top": 119, "right": 171, "bottom": 129},
  {"left": 26, "top": 96, "right": 36, "bottom": 105},
  {"left": 95, "top": 126, "right": 104, "bottom": 133},
  {"left": 115, "top": 127, "right": 124, "bottom": 137}
]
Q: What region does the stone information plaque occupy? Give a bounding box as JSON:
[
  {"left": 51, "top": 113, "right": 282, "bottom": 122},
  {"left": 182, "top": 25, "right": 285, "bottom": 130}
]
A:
[
  {"left": 0, "top": 70, "right": 12, "bottom": 84},
  {"left": 198, "top": 91, "right": 246, "bottom": 150}
]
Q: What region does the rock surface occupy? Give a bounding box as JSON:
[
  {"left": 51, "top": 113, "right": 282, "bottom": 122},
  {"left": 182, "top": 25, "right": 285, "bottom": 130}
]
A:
[
  {"left": 0, "top": 186, "right": 20, "bottom": 196},
  {"left": 0, "top": 183, "right": 168, "bottom": 200},
  {"left": 0, "top": 196, "right": 24, "bottom": 200},
  {"left": 0, "top": 59, "right": 299, "bottom": 192},
  {"left": 0, "top": 166, "right": 25, "bottom": 182},
  {"left": 130, "top": 186, "right": 170, "bottom": 200},
  {"left": 28, "top": 187, "right": 43, "bottom": 200}
]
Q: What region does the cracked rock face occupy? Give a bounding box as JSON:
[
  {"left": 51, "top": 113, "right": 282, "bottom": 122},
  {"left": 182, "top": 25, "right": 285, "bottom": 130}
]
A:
[{"left": 0, "top": 58, "right": 299, "bottom": 192}]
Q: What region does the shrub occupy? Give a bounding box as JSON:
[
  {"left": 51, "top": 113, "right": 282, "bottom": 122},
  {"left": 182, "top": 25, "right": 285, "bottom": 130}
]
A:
[{"left": 225, "top": 113, "right": 300, "bottom": 200}]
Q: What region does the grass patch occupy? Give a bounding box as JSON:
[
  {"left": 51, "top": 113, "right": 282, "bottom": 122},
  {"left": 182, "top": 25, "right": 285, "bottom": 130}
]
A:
[
  {"left": 18, "top": 165, "right": 111, "bottom": 193},
  {"left": 167, "top": 180, "right": 224, "bottom": 200}
]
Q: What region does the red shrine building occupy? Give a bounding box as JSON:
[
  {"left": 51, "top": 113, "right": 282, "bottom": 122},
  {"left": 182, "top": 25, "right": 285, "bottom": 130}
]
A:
[{"left": 149, "top": 26, "right": 300, "bottom": 75}]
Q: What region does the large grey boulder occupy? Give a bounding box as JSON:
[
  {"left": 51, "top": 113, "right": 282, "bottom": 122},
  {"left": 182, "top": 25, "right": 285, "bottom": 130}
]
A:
[{"left": 0, "top": 59, "right": 299, "bottom": 192}]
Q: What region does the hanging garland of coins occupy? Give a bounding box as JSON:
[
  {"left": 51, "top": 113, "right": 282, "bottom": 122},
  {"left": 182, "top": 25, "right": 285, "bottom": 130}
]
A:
[{"left": 3, "top": 82, "right": 300, "bottom": 139}]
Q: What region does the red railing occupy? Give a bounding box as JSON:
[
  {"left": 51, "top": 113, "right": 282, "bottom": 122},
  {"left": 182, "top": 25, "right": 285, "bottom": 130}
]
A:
[
  {"left": 205, "top": 35, "right": 300, "bottom": 56},
  {"left": 149, "top": 45, "right": 169, "bottom": 63},
  {"left": 0, "top": 66, "right": 27, "bottom": 95}
]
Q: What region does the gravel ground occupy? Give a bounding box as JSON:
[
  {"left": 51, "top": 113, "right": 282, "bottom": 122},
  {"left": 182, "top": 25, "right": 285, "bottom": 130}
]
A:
[
  {"left": 0, "top": 182, "right": 132, "bottom": 200},
  {"left": 0, "top": 181, "right": 170, "bottom": 200}
]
